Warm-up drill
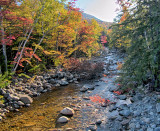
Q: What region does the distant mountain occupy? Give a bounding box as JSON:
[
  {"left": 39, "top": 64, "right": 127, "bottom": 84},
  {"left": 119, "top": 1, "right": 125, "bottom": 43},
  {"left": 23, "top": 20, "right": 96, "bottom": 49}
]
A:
[{"left": 82, "top": 12, "right": 113, "bottom": 27}]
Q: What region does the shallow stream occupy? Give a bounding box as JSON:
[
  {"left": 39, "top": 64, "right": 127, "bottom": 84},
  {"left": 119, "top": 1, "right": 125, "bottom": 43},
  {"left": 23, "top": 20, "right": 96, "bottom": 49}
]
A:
[{"left": 0, "top": 50, "right": 130, "bottom": 131}]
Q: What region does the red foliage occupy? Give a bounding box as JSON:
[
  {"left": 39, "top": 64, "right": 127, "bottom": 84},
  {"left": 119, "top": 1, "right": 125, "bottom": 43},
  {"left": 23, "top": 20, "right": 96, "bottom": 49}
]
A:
[
  {"left": 101, "top": 35, "right": 107, "bottom": 44},
  {"left": 89, "top": 95, "right": 106, "bottom": 104},
  {"left": 113, "top": 91, "right": 122, "bottom": 95}
]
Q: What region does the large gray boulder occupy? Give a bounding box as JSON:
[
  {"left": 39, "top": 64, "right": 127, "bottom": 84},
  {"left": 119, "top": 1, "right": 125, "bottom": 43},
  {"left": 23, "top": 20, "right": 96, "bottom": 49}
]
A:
[{"left": 18, "top": 94, "right": 33, "bottom": 104}]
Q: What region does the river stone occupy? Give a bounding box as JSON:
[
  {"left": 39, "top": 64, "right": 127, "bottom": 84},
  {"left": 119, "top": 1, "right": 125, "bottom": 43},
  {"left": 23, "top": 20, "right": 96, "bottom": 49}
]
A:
[
  {"left": 88, "top": 124, "right": 97, "bottom": 131},
  {"left": 156, "top": 103, "right": 160, "bottom": 113},
  {"left": 18, "top": 94, "right": 33, "bottom": 104},
  {"left": 17, "top": 101, "right": 25, "bottom": 106},
  {"left": 8, "top": 94, "right": 20, "bottom": 101},
  {"left": 60, "top": 107, "right": 74, "bottom": 116},
  {"left": 96, "top": 120, "right": 102, "bottom": 125},
  {"left": 59, "top": 80, "right": 69, "bottom": 86},
  {"left": 57, "top": 116, "right": 69, "bottom": 123},
  {"left": 88, "top": 86, "right": 95, "bottom": 90},
  {"left": 155, "top": 127, "right": 160, "bottom": 131},
  {"left": 49, "top": 79, "right": 56, "bottom": 84},
  {"left": 37, "top": 87, "right": 44, "bottom": 93},
  {"left": 119, "top": 110, "right": 131, "bottom": 117},
  {"left": 118, "top": 95, "right": 127, "bottom": 100},
  {"left": 80, "top": 85, "right": 88, "bottom": 92}
]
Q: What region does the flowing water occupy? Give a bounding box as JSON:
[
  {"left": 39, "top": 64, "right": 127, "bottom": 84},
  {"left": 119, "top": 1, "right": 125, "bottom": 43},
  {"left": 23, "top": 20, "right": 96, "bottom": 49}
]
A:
[{"left": 0, "top": 50, "right": 130, "bottom": 131}]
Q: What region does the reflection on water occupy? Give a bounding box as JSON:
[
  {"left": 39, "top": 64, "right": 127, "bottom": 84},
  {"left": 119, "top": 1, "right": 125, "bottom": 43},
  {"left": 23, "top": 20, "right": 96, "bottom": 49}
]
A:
[{"left": 0, "top": 84, "right": 88, "bottom": 130}]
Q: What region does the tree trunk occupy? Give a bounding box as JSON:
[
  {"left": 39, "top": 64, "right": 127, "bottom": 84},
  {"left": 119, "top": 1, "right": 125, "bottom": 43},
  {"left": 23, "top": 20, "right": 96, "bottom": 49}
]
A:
[{"left": 0, "top": 5, "right": 8, "bottom": 72}]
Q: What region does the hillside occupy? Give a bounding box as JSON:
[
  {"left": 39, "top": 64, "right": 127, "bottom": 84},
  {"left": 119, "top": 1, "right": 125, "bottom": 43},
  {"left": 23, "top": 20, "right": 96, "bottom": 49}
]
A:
[{"left": 82, "top": 12, "right": 113, "bottom": 27}]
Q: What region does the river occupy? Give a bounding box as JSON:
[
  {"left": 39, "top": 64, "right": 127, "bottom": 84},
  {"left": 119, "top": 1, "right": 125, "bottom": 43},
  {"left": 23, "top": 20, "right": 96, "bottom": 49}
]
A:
[{"left": 0, "top": 49, "right": 130, "bottom": 131}]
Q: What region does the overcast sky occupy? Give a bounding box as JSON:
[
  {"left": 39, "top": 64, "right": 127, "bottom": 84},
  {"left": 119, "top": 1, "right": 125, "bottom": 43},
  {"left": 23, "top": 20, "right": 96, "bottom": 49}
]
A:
[{"left": 73, "top": 0, "right": 119, "bottom": 22}]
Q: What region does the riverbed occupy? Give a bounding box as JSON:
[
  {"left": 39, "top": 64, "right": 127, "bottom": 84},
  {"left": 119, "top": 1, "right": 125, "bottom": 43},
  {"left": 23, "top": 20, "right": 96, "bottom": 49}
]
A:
[{"left": 0, "top": 49, "right": 127, "bottom": 131}]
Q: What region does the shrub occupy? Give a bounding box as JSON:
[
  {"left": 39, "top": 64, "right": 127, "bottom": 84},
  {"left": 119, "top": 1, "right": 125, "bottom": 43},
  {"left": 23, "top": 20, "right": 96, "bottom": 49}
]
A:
[{"left": 64, "top": 58, "right": 104, "bottom": 79}]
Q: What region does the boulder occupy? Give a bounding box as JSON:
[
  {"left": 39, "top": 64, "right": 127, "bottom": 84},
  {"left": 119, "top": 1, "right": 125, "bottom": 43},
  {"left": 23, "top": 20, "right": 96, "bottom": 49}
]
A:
[
  {"left": 18, "top": 94, "right": 33, "bottom": 104},
  {"left": 156, "top": 103, "right": 160, "bottom": 113},
  {"left": 49, "top": 79, "right": 56, "bottom": 84},
  {"left": 118, "top": 95, "right": 127, "bottom": 100},
  {"left": 57, "top": 116, "right": 69, "bottom": 123},
  {"left": 119, "top": 110, "right": 131, "bottom": 117},
  {"left": 17, "top": 101, "right": 25, "bottom": 106},
  {"left": 60, "top": 107, "right": 74, "bottom": 116},
  {"left": 7, "top": 94, "right": 20, "bottom": 101},
  {"left": 80, "top": 85, "right": 88, "bottom": 92}
]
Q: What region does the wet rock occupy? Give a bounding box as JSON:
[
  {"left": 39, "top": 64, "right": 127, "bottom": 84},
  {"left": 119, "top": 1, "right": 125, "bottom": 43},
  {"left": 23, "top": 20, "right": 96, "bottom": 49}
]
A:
[
  {"left": 59, "top": 79, "right": 69, "bottom": 86},
  {"left": 57, "top": 116, "right": 69, "bottom": 123},
  {"left": 121, "top": 119, "right": 130, "bottom": 126},
  {"left": 57, "top": 72, "right": 65, "bottom": 78},
  {"left": 37, "top": 87, "right": 44, "bottom": 93},
  {"left": 17, "top": 101, "right": 25, "bottom": 106},
  {"left": 65, "top": 128, "right": 73, "bottom": 131},
  {"left": 49, "top": 79, "right": 56, "bottom": 84},
  {"left": 147, "top": 128, "right": 153, "bottom": 131},
  {"left": 31, "top": 83, "right": 37, "bottom": 88},
  {"left": 135, "top": 123, "right": 141, "bottom": 129},
  {"left": 55, "top": 83, "right": 61, "bottom": 87},
  {"left": 118, "top": 95, "right": 127, "bottom": 100},
  {"left": 80, "top": 85, "right": 88, "bottom": 92},
  {"left": 18, "top": 94, "right": 33, "bottom": 104},
  {"left": 83, "top": 97, "right": 90, "bottom": 100},
  {"left": 7, "top": 94, "right": 20, "bottom": 101},
  {"left": 156, "top": 103, "right": 160, "bottom": 113},
  {"left": 133, "top": 110, "right": 141, "bottom": 117},
  {"left": 50, "top": 74, "right": 57, "bottom": 79},
  {"left": 88, "top": 124, "right": 97, "bottom": 131},
  {"left": 88, "top": 86, "right": 95, "bottom": 90},
  {"left": 155, "top": 127, "right": 160, "bottom": 131},
  {"left": 60, "top": 107, "right": 74, "bottom": 116},
  {"left": 96, "top": 120, "right": 102, "bottom": 125},
  {"left": 119, "top": 110, "right": 131, "bottom": 117},
  {"left": 101, "top": 102, "right": 107, "bottom": 107}
]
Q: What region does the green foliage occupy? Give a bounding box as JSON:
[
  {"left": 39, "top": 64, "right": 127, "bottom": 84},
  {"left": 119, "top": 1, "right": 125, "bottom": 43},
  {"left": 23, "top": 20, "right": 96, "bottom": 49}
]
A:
[
  {"left": 18, "top": 73, "right": 31, "bottom": 79},
  {"left": 0, "top": 95, "right": 4, "bottom": 104},
  {"left": 111, "top": 0, "right": 160, "bottom": 90},
  {"left": 28, "top": 64, "right": 47, "bottom": 74},
  {"left": 0, "top": 72, "right": 12, "bottom": 89}
]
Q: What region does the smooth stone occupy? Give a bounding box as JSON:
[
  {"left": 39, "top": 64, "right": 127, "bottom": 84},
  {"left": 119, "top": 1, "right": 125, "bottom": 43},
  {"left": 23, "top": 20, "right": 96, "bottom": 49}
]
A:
[
  {"left": 119, "top": 110, "right": 131, "bottom": 117},
  {"left": 65, "top": 128, "right": 73, "bottom": 131},
  {"left": 155, "top": 127, "right": 160, "bottom": 131},
  {"left": 96, "top": 120, "right": 102, "bottom": 125},
  {"left": 88, "top": 124, "right": 97, "bottom": 131},
  {"left": 121, "top": 119, "right": 130, "bottom": 126},
  {"left": 60, "top": 107, "right": 74, "bottom": 116},
  {"left": 80, "top": 85, "right": 88, "bottom": 92},
  {"left": 135, "top": 123, "right": 141, "bottom": 129},
  {"left": 156, "top": 103, "right": 160, "bottom": 113},
  {"left": 118, "top": 95, "right": 127, "bottom": 100},
  {"left": 17, "top": 101, "right": 25, "bottom": 106},
  {"left": 88, "top": 86, "right": 95, "bottom": 90},
  {"left": 147, "top": 128, "right": 153, "bottom": 131},
  {"left": 57, "top": 116, "right": 69, "bottom": 123},
  {"left": 18, "top": 94, "right": 33, "bottom": 104},
  {"left": 37, "top": 87, "right": 44, "bottom": 93}
]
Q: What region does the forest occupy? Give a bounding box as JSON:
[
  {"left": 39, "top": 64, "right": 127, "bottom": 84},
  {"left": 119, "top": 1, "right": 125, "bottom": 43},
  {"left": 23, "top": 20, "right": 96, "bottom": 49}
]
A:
[
  {"left": 0, "top": 0, "right": 159, "bottom": 92},
  {"left": 0, "top": 0, "right": 107, "bottom": 88},
  {"left": 0, "top": 0, "right": 160, "bottom": 130}
]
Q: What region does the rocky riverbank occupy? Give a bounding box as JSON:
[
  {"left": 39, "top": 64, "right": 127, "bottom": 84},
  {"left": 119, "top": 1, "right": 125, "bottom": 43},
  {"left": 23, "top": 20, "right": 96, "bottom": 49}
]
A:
[
  {"left": 0, "top": 69, "right": 81, "bottom": 120},
  {"left": 0, "top": 48, "right": 160, "bottom": 131}
]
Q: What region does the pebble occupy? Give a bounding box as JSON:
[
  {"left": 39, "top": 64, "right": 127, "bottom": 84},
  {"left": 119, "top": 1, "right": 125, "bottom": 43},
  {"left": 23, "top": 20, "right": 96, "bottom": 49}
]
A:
[
  {"left": 57, "top": 116, "right": 69, "bottom": 123},
  {"left": 60, "top": 107, "right": 74, "bottom": 116}
]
